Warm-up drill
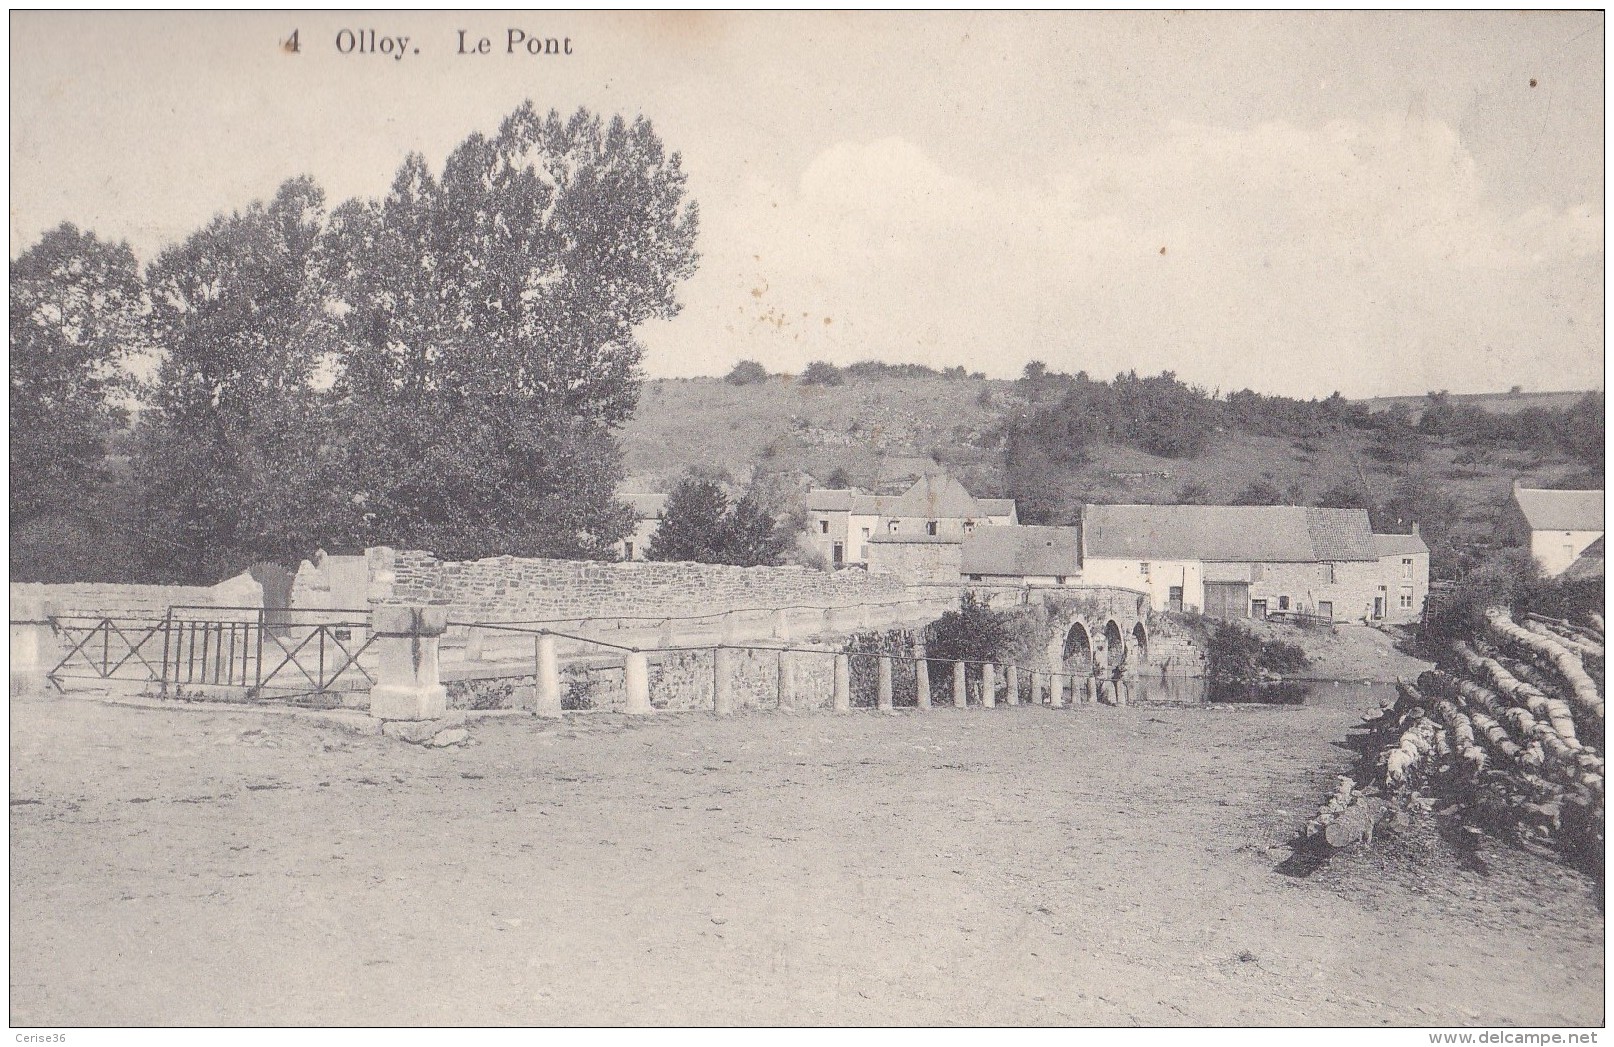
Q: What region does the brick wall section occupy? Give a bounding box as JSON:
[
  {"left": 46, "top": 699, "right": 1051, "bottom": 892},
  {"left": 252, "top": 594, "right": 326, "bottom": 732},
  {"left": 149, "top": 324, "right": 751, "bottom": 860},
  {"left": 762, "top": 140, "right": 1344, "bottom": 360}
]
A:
[
  {"left": 12, "top": 572, "right": 262, "bottom": 620},
  {"left": 371, "top": 547, "right": 915, "bottom": 623}
]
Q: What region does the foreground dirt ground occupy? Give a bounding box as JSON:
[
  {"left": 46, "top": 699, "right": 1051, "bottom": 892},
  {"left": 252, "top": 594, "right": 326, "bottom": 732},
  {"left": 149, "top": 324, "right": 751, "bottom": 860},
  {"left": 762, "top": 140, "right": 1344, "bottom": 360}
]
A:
[{"left": 10, "top": 687, "right": 1603, "bottom": 1027}]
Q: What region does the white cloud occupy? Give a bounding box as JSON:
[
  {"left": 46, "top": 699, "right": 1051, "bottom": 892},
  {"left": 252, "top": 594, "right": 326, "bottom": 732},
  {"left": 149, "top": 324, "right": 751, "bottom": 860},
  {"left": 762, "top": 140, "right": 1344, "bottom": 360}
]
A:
[{"left": 646, "top": 117, "right": 1602, "bottom": 396}]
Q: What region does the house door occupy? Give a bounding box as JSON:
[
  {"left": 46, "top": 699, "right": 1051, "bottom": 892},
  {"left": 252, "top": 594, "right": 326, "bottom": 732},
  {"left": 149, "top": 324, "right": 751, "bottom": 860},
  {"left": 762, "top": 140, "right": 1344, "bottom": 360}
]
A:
[
  {"left": 1373, "top": 596, "right": 1384, "bottom": 619},
  {"left": 1251, "top": 599, "right": 1268, "bottom": 620},
  {"left": 832, "top": 541, "right": 844, "bottom": 564},
  {"left": 1168, "top": 586, "right": 1184, "bottom": 613},
  {"left": 1203, "top": 582, "right": 1251, "bottom": 620},
  {"left": 1318, "top": 600, "right": 1334, "bottom": 620}
]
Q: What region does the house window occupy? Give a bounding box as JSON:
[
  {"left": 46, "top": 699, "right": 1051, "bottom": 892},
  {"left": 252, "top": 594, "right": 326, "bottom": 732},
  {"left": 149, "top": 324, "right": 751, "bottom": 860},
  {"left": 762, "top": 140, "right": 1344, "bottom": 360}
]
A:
[
  {"left": 819, "top": 519, "right": 829, "bottom": 534},
  {"left": 1326, "top": 564, "right": 1337, "bottom": 584},
  {"left": 1055, "top": 575, "right": 1068, "bottom": 585},
  {"left": 1140, "top": 562, "right": 1151, "bottom": 578},
  {"left": 1278, "top": 596, "right": 1289, "bottom": 611},
  {"left": 969, "top": 574, "right": 983, "bottom": 582},
  {"left": 1400, "top": 589, "right": 1414, "bottom": 609},
  {"left": 963, "top": 521, "right": 975, "bottom": 534},
  {"left": 1401, "top": 557, "right": 1413, "bottom": 580},
  {"left": 926, "top": 520, "right": 938, "bottom": 536},
  {"left": 888, "top": 520, "right": 899, "bottom": 534},
  {"left": 860, "top": 527, "right": 870, "bottom": 539},
  {"left": 624, "top": 541, "right": 635, "bottom": 559}
]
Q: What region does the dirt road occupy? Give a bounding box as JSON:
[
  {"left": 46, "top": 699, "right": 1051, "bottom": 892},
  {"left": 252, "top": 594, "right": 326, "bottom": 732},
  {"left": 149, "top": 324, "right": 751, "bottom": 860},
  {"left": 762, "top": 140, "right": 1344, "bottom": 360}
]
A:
[{"left": 10, "top": 686, "right": 1603, "bottom": 1026}]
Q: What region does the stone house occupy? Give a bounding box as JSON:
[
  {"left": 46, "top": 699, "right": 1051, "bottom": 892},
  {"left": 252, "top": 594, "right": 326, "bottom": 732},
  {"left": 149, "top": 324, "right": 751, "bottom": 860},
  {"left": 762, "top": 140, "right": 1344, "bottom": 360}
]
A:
[
  {"left": 1080, "top": 503, "right": 1429, "bottom": 623},
  {"left": 1373, "top": 531, "right": 1430, "bottom": 624},
  {"left": 1499, "top": 483, "right": 1605, "bottom": 577},
  {"left": 810, "top": 472, "right": 1017, "bottom": 568}
]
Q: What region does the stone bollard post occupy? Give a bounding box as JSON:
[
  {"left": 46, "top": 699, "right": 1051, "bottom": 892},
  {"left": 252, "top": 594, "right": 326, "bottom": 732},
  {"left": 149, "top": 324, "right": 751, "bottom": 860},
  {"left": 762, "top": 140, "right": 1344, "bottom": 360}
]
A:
[
  {"left": 465, "top": 625, "right": 485, "bottom": 662},
  {"left": 368, "top": 606, "right": 450, "bottom": 721},
  {"left": 833, "top": 654, "right": 850, "bottom": 713},
  {"left": 1086, "top": 676, "right": 1098, "bottom": 705},
  {"left": 658, "top": 618, "right": 675, "bottom": 649},
  {"left": 914, "top": 645, "right": 932, "bottom": 710},
  {"left": 624, "top": 650, "right": 653, "bottom": 715},
  {"left": 773, "top": 608, "right": 791, "bottom": 641},
  {"left": 713, "top": 646, "right": 736, "bottom": 715},
  {"left": 719, "top": 612, "right": 738, "bottom": 645},
  {"left": 877, "top": 655, "right": 894, "bottom": 712},
  {"left": 858, "top": 604, "right": 872, "bottom": 630},
  {"left": 1049, "top": 673, "right": 1065, "bottom": 709},
  {"left": 10, "top": 593, "right": 58, "bottom": 696},
  {"left": 777, "top": 650, "right": 796, "bottom": 709},
  {"left": 534, "top": 633, "right": 563, "bottom": 717},
  {"left": 1029, "top": 670, "right": 1043, "bottom": 706},
  {"left": 981, "top": 663, "right": 997, "bottom": 708},
  {"left": 1116, "top": 677, "right": 1130, "bottom": 707},
  {"left": 1006, "top": 665, "right": 1020, "bottom": 706},
  {"left": 953, "top": 661, "right": 967, "bottom": 708}
]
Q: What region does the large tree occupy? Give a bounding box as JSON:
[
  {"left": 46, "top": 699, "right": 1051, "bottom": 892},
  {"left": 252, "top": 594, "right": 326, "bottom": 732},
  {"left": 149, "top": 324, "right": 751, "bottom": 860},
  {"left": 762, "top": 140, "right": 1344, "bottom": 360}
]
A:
[
  {"left": 646, "top": 476, "right": 794, "bottom": 567},
  {"left": 313, "top": 103, "right": 700, "bottom": 559},
  {"left": 10, "top": 224, "right": 146, "bottom": 526},
  {"left": 132, "top": 177, "right": 331, "bottom": 579}
]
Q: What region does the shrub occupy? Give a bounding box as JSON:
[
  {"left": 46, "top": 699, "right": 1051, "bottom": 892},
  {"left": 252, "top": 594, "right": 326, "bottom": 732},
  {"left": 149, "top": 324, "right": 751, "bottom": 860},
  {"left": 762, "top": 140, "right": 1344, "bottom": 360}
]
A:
[
  {"left": 926, "top": 592, "right": 1012, "bottom": 665},
  {"left": 724, "top": 359, "right": 770, "bottom": 385},
  {"left": 1204, "top": 621, "right": 1312, "bottom": 683},
  {"left": 800, "top": 361, "right": 844, "bottom": 386}
]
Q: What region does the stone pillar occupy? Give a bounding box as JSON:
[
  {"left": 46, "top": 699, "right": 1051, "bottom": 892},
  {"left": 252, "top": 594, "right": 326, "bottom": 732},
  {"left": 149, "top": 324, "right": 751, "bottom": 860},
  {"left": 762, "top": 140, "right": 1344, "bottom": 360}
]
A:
[
  {"left": 953, "top": 661, "right": 967, "bottom": 708},
  {"left": 1006, "top": 665, "right": 1020, "bottom": 706},
  {"left": 1049, "top": 673, "right": 1065, "bottom": 709},
  {"left": 10, "top": 593, "right": 57, "bottom": 695},
  {"left": 719, "top": 612, "right": 737, "bottom": 645},
  {"left": 534, "top": 633, "right": 562, "bottom": 717},
  {"left": 624, "top": 650, "right": 652, "bottom": 715},
  {"left": 773, "top": 608, "right": 791, "bottom": 641},
  {"left": 833, "top": 654, "right": 850, "bottom": 713},
  {"left": 1116, "top": 677, "right": 1130, "bottom": 707},
  {"left": 465, "top": 625, "right": 485, "bottom": 662},
  {"left": 914, "top": 645, "right": 932, "bottom": 710},
  {"left": 877, "top": 655, "right": 893, "bottom": 711},
  {"left": 1029, "top": 670, "right": 1043, "bottom": 707},
  {"left": 713, "top": 646, "right": 736, "bottom": 715},
  {"left": 658, "top": 618, "right": 675, "bottom": 649},
  {"left": 981, "top": 663, "right": 996, "bottom": 708},
  {"left": 368, "top": 606, "right": 449, "bottom": 721},
  {"left": 1086, "top": 676, "right": 1098, "bottom": 705},
  {"left": 858, "top": 604, "right": 872, "bottom": 630}
]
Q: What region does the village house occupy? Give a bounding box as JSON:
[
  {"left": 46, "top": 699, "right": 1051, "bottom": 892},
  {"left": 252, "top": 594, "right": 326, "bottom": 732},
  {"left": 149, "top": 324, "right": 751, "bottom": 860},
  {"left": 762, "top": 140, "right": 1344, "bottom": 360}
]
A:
[
  {"left": 1499, "top": 483, "right": 1605, "bottom": 577},
  {"left": 1079, "top": 503, "right": 1429, "bottom": 624},
  {"left": 613, "top": 493, "right": 667, "bottom": 561},
  {"left": 961, "top": 526, "right": 1082, "bottom": 586},
  {"left": 809, "top": 472, "right": 1017, "bottom": 568}
]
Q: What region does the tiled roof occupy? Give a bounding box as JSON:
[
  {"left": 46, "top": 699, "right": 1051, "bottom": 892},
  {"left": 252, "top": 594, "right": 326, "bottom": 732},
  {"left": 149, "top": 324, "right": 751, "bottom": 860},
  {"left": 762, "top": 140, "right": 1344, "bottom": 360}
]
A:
[
  {"left": 621, "top": 493, "right": 667, "bottom": 519},
  {"left": 977, "top": 498, "right": 1018, "bottom": 518},
  {"left": 807, "top": 488, "right": 855, "bottom": 512},
  {"left": 1372, "top": 532, "right": 1430, "bottom": 557},
  {"left": 1566, "top": 536, "right": 1605, "bottom": 581},
  {"left": 887, "top": 473, "right": 983, "bottom": 519},
  {"left": 962, "top": 526, "right": 1080, "bottom": 577},
  {"left": 1513, "top": 487, "right": 1605, "bottom": 532},
  {"left": 1082, "top": 504, "right": 1378, "bottom": 563},
  {"left": 868, "top": 533, "right": 963, "bottom": 545}
]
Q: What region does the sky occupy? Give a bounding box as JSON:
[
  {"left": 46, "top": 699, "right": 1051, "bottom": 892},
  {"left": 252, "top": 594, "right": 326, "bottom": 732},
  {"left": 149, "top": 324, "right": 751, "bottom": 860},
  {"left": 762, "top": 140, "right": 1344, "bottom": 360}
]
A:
[{"left": 9, "top": 10, "right": 1606, "bottom": 398}]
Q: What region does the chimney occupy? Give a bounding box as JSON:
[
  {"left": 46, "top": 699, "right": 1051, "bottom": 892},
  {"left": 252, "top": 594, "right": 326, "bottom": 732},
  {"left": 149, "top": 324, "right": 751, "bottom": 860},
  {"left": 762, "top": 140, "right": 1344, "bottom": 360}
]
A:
[{"left": 1412, "top": 522, "right": 1420, "bottom": 538}]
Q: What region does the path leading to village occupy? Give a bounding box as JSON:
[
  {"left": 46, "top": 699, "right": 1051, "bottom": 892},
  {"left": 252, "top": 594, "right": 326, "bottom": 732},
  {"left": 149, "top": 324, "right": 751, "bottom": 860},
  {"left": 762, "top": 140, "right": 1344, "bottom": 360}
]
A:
[{"left": 10, "top": 686, "right": 1603, "bottom": 1027}]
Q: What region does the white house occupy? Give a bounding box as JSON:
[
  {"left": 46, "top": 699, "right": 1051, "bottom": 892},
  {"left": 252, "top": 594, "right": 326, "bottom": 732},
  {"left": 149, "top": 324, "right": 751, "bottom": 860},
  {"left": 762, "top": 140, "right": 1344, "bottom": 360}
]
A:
[{"left": 1502, "top": 484, "right": 1605, "bottom": 577}]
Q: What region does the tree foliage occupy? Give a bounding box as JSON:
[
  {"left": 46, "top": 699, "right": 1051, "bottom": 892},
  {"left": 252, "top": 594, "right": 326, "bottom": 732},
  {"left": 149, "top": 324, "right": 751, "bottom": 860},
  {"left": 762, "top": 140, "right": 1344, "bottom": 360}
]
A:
[
  {"left": 309, "top": 103, "right": 699, "bottom": 560},
  {"left": 10, "top": 224, "right": 145, "bottom": 526},
  {"left": 645, "top": 475, "right": 794, "bottom": 566},
  {"left": 132, "top": 177, "right": 331, "bottom": 580},
  {"left": 925, "top": 592, "right": 1012, "bottom": 664},
  {"left": 800, "top": 360, "right": 844, "bottom": 386}
]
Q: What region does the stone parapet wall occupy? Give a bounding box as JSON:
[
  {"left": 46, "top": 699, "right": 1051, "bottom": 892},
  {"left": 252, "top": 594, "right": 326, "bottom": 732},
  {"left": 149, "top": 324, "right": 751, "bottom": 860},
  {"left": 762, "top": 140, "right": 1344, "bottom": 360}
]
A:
[
  {"left": 370, "top": 547, "right": 917, "bottom": 623},
  {"left": 12, "top": 572, "right": 263, "bottom": 621}
]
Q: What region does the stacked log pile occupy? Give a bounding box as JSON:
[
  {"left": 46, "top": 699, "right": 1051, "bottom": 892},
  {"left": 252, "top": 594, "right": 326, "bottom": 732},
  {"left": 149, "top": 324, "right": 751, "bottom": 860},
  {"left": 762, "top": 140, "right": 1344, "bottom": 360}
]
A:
[{"left": 1305, "top": 608, "right": 1603, "bottom": 867}]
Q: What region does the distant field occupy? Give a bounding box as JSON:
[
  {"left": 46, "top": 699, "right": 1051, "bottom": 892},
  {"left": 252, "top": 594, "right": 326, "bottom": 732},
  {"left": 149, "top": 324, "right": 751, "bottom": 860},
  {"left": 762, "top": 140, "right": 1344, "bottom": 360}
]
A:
[
  {"left": 621, "top": 375, "right": 1594, "bottom": 540},
  {"left": 1359, "top": 389, "right": 1594, "bottom": 418}
]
